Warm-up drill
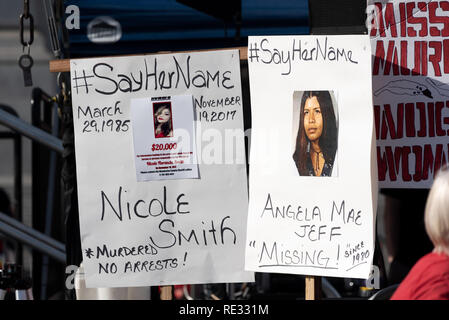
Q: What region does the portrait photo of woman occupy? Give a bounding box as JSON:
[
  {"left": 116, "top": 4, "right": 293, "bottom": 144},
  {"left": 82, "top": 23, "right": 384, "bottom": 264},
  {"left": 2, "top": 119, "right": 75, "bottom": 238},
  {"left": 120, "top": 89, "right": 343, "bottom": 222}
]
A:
[
  {"left": 153, "top": 102, "right": 173, "bottom": 138},
  {"left": 292, "top": 90, "right": 338, "bottom": 177}
]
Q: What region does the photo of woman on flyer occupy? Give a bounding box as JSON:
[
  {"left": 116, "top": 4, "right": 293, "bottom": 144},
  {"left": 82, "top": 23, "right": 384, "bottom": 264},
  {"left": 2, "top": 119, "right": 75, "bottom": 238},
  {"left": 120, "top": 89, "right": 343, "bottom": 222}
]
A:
[
  {"left": 292, "top": 90, "right": 338, "bottom": 177},
  {"left": 153, "top": 102, "right": 173, "bottom": 138}
]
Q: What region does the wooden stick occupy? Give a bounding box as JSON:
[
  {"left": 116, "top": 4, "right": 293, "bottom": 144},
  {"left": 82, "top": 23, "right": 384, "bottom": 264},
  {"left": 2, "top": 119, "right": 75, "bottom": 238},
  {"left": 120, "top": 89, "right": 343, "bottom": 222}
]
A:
[
  {"left": 49, "top": 46, "right": 248, "bottom": 73},
  {"left": 160, "top": 286, "right": 173, "bottom": 300},
  {"left": 305, "top": 276, "right": 322, "bottom": 300}
]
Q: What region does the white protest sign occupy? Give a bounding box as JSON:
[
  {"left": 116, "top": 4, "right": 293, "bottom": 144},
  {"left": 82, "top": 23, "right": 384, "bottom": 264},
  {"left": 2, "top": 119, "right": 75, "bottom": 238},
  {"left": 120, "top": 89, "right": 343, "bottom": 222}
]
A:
[
  {"left": 70, "top": 50, "right": 254, "bottom": 287},
  {"left": 245, "top": 35, "right": 377, "bottom": 279},
  {"left": 368, "top": 0, "right": 449, "bottom": 188}
]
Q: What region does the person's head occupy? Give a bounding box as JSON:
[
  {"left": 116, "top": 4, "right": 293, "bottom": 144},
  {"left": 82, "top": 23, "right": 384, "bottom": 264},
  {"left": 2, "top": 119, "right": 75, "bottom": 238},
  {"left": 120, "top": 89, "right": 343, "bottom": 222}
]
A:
[
  {"left": 293, "top": 91, "right": 338, "bottom": 175},
  {"left": 424, "top": 165, "right": 449, "bottom": 255},
  {"left": 303, "top": 95, "right": 323, "bottom": 142},
  {"left": 154, "top": 103, "right": 172, "bottom": 137},
  {"left": 155, "top": 105, "right": 171, "bottom": 124}
]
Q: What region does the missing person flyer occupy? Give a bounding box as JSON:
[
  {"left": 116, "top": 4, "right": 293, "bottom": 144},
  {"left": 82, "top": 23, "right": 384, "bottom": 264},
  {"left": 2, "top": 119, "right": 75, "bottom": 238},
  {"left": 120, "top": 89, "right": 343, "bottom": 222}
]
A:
[{"left": 130, "top": 94, "right": 199, "bottom": 181}]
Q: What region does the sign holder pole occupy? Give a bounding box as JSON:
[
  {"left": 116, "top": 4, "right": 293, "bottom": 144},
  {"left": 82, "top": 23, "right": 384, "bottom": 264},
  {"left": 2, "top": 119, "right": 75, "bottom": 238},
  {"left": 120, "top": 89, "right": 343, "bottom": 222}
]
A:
[
  {"left": 48, "top": 47, "right": 248, "bottom": 73},
  {"left": 305, "top": 276, "right": 322, "bottom": 300},
  {"left": 160, "top": 286, "right": 172, "bottom": 300}
]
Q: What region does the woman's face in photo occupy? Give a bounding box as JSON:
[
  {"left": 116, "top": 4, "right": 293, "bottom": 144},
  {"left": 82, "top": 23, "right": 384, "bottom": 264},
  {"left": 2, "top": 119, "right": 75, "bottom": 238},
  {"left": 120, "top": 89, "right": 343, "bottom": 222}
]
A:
[
  {"left": 157, "top": 108, "right": 171, "bottom": 124},
  {"left": 303, "top": 96, "right": 323, "bottom": 142}
]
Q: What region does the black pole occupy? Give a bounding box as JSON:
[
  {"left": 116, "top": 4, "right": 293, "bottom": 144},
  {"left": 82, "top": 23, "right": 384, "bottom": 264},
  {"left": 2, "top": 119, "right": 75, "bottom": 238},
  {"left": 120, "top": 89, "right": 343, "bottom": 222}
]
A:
[
  {"left": 60, "top": 76, "right": 82, "bottom": 300},
  {"left": 13, "top": 128, "right": 23, "bottom": 266}
]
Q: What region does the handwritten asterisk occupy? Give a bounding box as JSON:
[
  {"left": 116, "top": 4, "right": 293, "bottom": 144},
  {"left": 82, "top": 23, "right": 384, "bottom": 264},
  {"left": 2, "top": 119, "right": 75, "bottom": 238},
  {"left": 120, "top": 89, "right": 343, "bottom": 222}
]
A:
[{"left": 85, "top": 248, "right": 94, "bottom": 259}]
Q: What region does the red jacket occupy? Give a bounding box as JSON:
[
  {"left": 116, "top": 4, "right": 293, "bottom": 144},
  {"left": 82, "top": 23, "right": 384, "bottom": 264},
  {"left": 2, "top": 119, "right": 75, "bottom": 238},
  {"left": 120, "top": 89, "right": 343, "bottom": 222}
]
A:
[{"left": 391, "top": 252, "right": 449, "bottom": 300}]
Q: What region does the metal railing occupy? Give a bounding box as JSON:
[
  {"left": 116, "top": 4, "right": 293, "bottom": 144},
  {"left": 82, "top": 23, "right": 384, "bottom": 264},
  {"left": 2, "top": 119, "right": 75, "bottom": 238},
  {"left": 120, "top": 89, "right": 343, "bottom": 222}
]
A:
[
  {"left": 0, "top": 107, "right": 63, "bottom": 154},
  {"left": 0, "top": 210, "right": 65, "bottom": 263},
  {"left": 0, "top": 95, "right": 65, "bottom": 300},
  {"left": 0, "top": 105, "right": 23, "bottom": 264}
]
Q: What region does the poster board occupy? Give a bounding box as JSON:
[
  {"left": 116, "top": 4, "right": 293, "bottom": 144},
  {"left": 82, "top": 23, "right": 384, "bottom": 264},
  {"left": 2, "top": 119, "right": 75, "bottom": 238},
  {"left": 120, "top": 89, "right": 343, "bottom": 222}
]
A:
[
  {"left": 70, "top": 49, "right": 254, "bottom": 287},
  {"left": 245, "top": 35, "right": 377, "bottom": 279},
  {"left": 368, "top": 0, "right": 449, "bottom": 188},
  {"left": 130, "top": 94, "right": 199, "bottom": 181}
]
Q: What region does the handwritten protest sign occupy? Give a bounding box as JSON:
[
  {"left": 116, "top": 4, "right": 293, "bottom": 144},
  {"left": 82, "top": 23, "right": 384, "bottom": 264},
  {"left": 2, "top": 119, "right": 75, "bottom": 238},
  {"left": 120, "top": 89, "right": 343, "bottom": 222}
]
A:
[
  {"left": 70, "top": 50, "right": 253, "bottom": 287},
  {"left": 368, "top": 0, "right": 449, "bottom": 188},
  {"left": 245, "top": 35, "right": 377, "bottom": 279}
]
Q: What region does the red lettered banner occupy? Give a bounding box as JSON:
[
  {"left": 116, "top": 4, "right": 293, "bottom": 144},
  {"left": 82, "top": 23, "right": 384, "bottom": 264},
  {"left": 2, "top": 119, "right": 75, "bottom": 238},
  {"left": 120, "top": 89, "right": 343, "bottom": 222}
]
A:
[{"left": 368, "top": 0, "right": 449, "bottom": 188}]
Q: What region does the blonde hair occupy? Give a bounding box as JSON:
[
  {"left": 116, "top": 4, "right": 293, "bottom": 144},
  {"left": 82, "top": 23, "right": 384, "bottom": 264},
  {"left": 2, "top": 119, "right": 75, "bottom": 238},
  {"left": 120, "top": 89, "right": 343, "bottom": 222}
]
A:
[{"left": 424, "top": 165, "right": 449, "bottom": 255}]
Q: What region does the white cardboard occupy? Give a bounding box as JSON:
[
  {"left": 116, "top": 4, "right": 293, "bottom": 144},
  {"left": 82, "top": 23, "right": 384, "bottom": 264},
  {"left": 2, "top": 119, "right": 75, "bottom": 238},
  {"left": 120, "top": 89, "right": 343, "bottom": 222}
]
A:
[{"left": 245, "top": 35, "right": 377, "bottom": 279}]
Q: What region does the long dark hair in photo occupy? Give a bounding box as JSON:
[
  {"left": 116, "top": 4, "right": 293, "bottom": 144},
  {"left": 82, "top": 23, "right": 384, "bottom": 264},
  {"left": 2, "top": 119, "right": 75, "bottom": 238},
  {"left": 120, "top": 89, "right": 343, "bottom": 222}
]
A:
[
  {"left": 154, "top": 104, "right": 172, "bottom": 137},
  {"left": 293, "top": 91, "right": 338, "bottom": 175}
]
